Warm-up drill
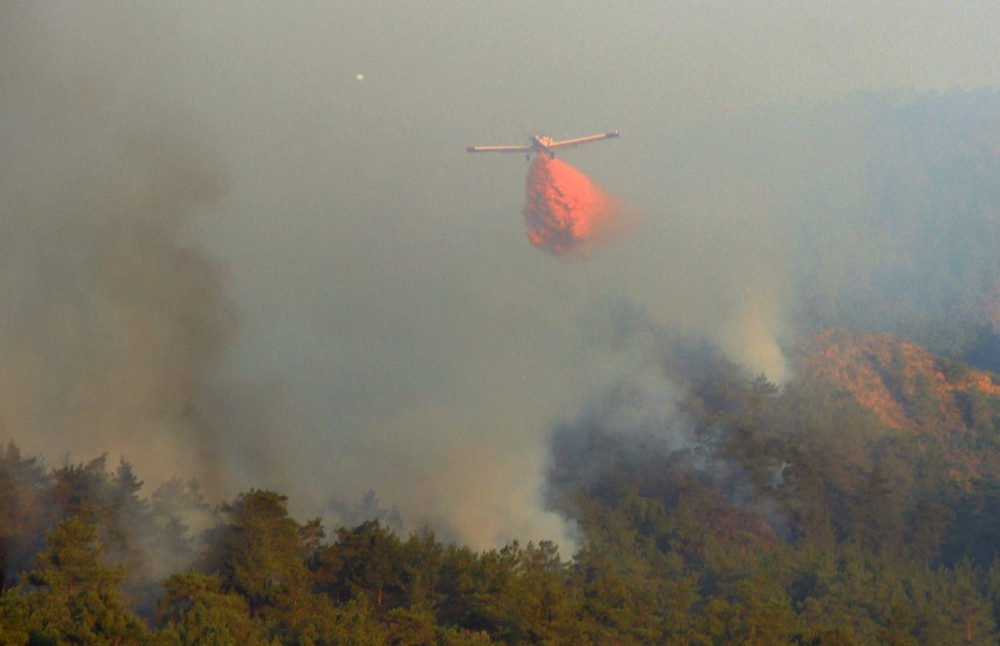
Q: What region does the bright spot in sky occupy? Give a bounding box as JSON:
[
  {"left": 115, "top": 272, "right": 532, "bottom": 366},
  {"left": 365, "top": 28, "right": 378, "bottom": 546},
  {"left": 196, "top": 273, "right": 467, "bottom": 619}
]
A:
[{"left": 356, "top": 73, "right": 364, "bottom": 81}]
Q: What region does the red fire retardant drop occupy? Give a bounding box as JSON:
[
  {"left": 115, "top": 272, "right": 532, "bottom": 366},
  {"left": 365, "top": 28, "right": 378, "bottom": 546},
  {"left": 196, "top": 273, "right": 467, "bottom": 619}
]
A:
[{"left": 522, "top": 154, "right": 626, "bottom": 257}]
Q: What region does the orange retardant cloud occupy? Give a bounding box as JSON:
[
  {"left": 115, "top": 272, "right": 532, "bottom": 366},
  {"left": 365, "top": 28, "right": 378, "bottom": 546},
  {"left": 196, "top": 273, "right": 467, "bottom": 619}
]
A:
[{"left": 522, "top": 155, "right": 630, "bottom": 257}]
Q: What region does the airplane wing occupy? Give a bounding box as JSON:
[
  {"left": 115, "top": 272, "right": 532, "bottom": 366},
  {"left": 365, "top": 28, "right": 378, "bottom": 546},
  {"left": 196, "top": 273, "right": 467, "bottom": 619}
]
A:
[
  {"left": 547, "top": 130, "right": 620, "bottom": 151},
  {"left": 466, "top": 145, "right": 533, "bottom": 153}
]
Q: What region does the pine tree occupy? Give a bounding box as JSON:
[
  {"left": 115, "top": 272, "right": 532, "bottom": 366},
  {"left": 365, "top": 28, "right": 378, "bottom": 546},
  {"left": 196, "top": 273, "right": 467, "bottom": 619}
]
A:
[{"left": 5, "top": 515, "right": 147, "bottom": 644}]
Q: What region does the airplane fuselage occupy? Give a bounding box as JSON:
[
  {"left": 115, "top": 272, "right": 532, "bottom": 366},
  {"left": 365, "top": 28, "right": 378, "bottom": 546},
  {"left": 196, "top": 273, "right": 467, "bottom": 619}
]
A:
[{"left": 530, "top": 135, "right": 560, "bottom": 157}]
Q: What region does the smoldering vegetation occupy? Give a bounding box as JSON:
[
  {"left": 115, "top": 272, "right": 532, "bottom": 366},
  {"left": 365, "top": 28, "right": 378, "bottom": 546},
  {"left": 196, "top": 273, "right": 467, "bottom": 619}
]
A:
[
  {"left": 0, "top": 445, "right": 213, "bottom": 615},
  {"left": 545, "top": 86, "right": 1000, "bottom": 564},
  {"left": 6, "top": 81, "right": 1000, "bottom": 637},
  {"left": 5, "top": 3, "right": 1000, "bottom": 639},
  {"left": 6, "top": 0, "right": 1000, "bottom": 611},
  {"left": 546, "top": 317, "right": 794, "bottom": 543}
]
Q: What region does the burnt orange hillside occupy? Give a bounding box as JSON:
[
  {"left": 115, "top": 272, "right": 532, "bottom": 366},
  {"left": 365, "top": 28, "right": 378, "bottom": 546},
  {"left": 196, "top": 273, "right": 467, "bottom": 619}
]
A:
[{"left": 797, "top": 330, "right": 1000, "bottom": 481}]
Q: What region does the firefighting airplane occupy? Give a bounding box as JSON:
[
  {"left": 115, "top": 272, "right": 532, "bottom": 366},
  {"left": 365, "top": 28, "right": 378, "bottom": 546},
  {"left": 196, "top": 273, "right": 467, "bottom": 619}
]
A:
[{"left": 466, "top": 130, "right": 619, "bottom": 160}]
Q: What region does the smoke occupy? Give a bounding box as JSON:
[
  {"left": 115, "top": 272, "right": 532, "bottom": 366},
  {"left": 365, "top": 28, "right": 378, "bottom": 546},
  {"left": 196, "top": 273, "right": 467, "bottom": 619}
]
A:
[
  {"left": 554, "top": 360, "right": 696, "bottom": 484},
  {"left": 714, "top": 288, "right": 791, "bottom": 384},
  {"left": 0, "top": 6, "right": 281, "bottom": 501},
  {"left": 5, "top": 3, "right": 999, "bottom": 565},
  {"left": 547, "top": 306, "right": 795, "bottom": 543},
  {"left": 522, "top": 155, "right": 633, "bottom": 257}
]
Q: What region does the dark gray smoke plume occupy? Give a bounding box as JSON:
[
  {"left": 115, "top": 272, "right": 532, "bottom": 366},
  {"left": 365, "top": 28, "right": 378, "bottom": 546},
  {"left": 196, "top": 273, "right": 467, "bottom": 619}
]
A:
[{"left": 0, "top": 7, "right": 279, "bottom": 500}]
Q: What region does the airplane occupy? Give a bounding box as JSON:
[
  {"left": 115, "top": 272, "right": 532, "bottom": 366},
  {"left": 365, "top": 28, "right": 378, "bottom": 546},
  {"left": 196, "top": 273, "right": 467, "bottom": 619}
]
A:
[{"left": 467, "top": 130, "right": 619, "bottom": 160}]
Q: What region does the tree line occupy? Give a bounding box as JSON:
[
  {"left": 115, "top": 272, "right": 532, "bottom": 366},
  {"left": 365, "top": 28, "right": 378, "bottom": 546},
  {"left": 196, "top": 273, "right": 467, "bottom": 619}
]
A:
[{"left": 6, "top": 335, "right": 1000, "bottom": 642}]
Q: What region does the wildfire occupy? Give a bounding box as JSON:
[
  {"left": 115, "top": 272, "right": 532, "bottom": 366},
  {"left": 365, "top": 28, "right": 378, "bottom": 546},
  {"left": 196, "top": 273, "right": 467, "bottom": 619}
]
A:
[{"left": 521, "top": 155, "right": 626, "bottom": 257}]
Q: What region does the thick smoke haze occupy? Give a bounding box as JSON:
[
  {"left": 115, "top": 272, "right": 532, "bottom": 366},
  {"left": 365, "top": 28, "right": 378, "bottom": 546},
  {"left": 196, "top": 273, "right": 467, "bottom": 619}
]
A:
[
  {"left": 3, "top": 3, "right": 1000, "bottom": 550},
  {"left": 0, "top": 13, "right": 284, "bottom": 498}
]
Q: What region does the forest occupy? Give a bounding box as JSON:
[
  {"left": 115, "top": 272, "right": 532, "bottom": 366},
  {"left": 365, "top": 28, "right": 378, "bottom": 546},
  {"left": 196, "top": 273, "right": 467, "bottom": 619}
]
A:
[
  {"left": 5, "top": 87, "right": 1000, "bottom": 644},
  {"left": 5, "top": 329, "right": 1000, "bottom": 644}
]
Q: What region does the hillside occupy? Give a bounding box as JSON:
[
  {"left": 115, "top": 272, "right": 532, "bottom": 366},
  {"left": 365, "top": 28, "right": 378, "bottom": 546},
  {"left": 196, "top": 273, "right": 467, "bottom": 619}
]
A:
[
  {"left": 9, "top": 331, "right": 1000, "bottom": 642},
  {"left": 782, "top": 90, "right": 1000, "bottom": 366},
  {"left": 796, "top": 330, "right": 1000, "bottom": 485},
  {"left": 8, "top": 83, "right": 1000, "bottom": 645},
  {"left": 799, "top": 330, "right": 1000, "bottom": 432}
]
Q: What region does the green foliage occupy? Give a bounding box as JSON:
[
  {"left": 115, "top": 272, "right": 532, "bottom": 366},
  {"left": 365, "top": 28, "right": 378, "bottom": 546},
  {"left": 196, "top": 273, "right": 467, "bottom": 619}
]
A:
[
  {"left": 323, "top": 519, "right": 406, "bottom": 609},
  {"left": 0, "top": 442, "right": 54, "bottom": 588},
  {"left": 157, "top": 572, "right": 263, "bottom": 645},
  {"left": 3, "top": 515, "right": 148, "bottom": 644},
  {"left": 10, "top": 276, "right": 1000, "bottom": 642},
  {"left": 210, "top": 490, "right": 311, "bottom": 612}
]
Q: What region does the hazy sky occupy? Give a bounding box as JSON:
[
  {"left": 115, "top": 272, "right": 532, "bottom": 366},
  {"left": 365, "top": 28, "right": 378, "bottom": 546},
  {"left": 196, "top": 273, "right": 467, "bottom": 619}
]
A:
[{"left": 3, "top": 2, "right": 999, "bottom": 549}]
